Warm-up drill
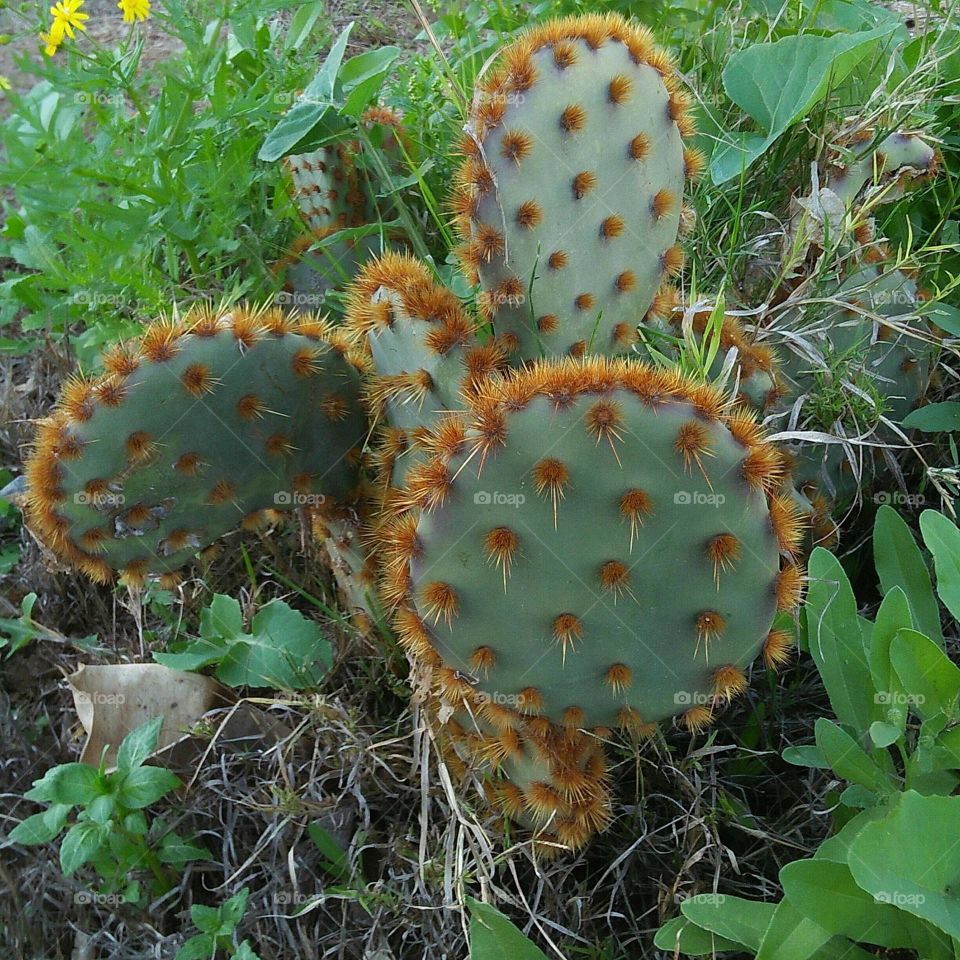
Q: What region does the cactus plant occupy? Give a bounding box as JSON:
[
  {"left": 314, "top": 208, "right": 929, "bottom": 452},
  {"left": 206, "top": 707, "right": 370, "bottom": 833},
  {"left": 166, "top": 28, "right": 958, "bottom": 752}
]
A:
[
  {"left": 453, "top": 13, "right": 703, "bottom": 361},
  {"left": 23, "top": 305, "right": 368, "bottom": 587},
  {"left": 382, "top": 357, "right": 803, "bottom": 736}
]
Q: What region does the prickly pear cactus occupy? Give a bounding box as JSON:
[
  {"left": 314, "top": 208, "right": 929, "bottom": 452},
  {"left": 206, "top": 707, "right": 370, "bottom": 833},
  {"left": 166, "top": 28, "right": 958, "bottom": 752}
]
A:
[
  {"left": 441, "top": 705, "right": 612, "bottom": 854},
  {"left": 345, "top": 253, "right": 509, "bottom": 491},
  {"left": 24, "top": 306, "right": 368, "bottom": 587},
  {"left": 454, "top": 13, "right": 702, "bottom": 360},
  {"left": 286, "top": 143, "right": 368, "bottom": 237},
  {"left": 384, "top": 357, "right": 804, "bottom": 734}
]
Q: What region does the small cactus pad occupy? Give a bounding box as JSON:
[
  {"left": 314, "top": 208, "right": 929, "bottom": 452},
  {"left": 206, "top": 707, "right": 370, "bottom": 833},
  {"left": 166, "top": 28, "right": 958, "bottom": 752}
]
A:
[
  {"left": 286, "top": 143, "right": 367, "bottom": 237},
  {"left": 442, "top": 707, "right": 612, "bottom": 853},
  {"left": 454, "top": 13, "right": 700, "bottom": 360},
  {"left": 662, "top": 308, "right": 782, "bottom": 414},
  {"left": 274, "top": 234, "right": 383, "bottom": 311},
  {"left": 827, "top": 129, "right": 938, "bottom": 208},
  {"left": 24, "top": 306, "right": 368, "bottom": 587},
  {"left": 386, "top": 357, "right": 804, "bottom": 732},
  {"left": 346, "top": 253, "right": 509, "bottom": 487}
]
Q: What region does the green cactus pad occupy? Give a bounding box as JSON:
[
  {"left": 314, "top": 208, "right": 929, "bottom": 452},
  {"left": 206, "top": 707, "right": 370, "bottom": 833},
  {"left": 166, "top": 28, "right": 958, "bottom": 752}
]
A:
[
  {"left": 440, "top": 705, "right": 612, "bottom": 853},
  {"left": 345, "top": 253, "right": 509, "bottom": 490},
  {"left": 24, "top": 306, "right": 368, "bottom": 587},
  {"left": 827, "top": 130, "right": 938, "bottom": 209},
  {"left": 453, "top": 13, "right": 701, "bottom": 360},
  {"left": 286, "top": 143, "right": 367, "bottom": 237},
  {"left": 387, "top": 357, "right": 804, "bottom": 733}
]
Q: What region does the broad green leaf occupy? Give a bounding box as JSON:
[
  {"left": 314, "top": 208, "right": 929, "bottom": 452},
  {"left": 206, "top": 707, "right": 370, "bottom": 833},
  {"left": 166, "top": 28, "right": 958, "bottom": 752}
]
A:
[
  {"left": 783, "top": 744, "right": 831, "bottom": 769},
  {"left": 201, "top": 594, "right": 244, "bottom": 640},
  {"left": 653, "top": 916, "right": 741, "bottom": 955},
  {"left": 848, "top": 791, "right": 960, "bottom": 938},
  {"left": 340, "top": 47, "right": 400, "bottom": 118},
  {"left": 116, "top": 716, "right": 163, "bottom": 773},
  {"left": 755, "top": 899, "right": 831, "bottom": 960},
  {"left": 920, "top": 511, "right": 960, "bottom": 621},
  {"left": 869, "top": 587, "right": 912, "bottom": 733},
  {"left": 115, "top": 766, "right": 181, "bottom": 809},
  {"left": 781, "top": 858, "right": 916, "bottom": 947},
  {"left": 715, "top": 25, "right": 897, "bottom": 182},
  {"left": 806, "top": 549, "right": 878, "bottom": 734},
  {"left": 903, "top": 402, "right": 960, "bottom": 433},
  {"left": 174, "top": 935, "right": 214, "bottom": 960},
  {"left": 0, "top": 592, "right": 38, "bottom": 655},
  {"left": 42, "top": 763, "right": 103, "bottom": 806},
  {"left": 890, "top": 629, "right": 960, "bottom": 720},
  {"left": 60, "top": 821, "right": 105, "bottom": 876},
  {"left": 874, "top": 507, "right": 942, "bottom": 645},
  {"left": 680, "top": 894, "right": 776, "bottom": 950},
  {"left": 467, "top": 899, "right": 549, "bottom": 960},
  {"left": 215, "top": 600, "right": 331, "bottom": 689},
  {"left": 9, "top": 804, "right": 71, "bottom": 845},
  {"left": 219, "top": 888, "right": 250, "bottom": 930},
  {"left": 190, "top": 902, "right": 222, "bottom": 935},
  {"left": 258, "top": 24, "right": 354, "bottom": 161},
  {"left": 815, "top": 719, "right": 891, "bottom": 795},
  {"left": 868, "top": 721, "right": 901, "bottom": 749},
  {"left": 284, "top": 1, "right": 324, "bottom": 51},
  {"left": 157, "top": 833, "right": 208, "bottom": 865}
]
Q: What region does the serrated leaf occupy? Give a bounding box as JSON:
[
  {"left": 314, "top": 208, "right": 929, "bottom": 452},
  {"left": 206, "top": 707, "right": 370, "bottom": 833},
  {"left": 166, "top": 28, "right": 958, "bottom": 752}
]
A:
[
  {"left": 115, "top": 766, "right": 181, "bottom": 809},
  {"left": 116, "top": 716, "right": 163, "bottom": 773},
  {"left": 60, "top": 821, "right": 105, "bottom": 876}
]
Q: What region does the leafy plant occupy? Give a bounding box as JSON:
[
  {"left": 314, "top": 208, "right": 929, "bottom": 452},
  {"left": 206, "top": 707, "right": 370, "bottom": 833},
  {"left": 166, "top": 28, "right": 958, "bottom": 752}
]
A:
[
  {"left": 175, "top": 887, "right": 261, "bottom": 960},
  {"left": 656, "top": 506, "right": 960, "bottom": 958},
  {"left": 8, "top": 716, "right": 207, "bottom": 907},
  {"left": 0, "top": 592, "right": 39, "bottom": 657},
  {"left": 155, "top": 594, "right": 332, "bottom": 689}
]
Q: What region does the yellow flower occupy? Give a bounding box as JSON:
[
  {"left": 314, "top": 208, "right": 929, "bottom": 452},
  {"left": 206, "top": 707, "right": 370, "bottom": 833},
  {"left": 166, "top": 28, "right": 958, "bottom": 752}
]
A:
[
  {"left": 50, "top": 0, "right": 89, "bottom": 40},
  {"left": 0, "top": 76, "right": 10, "bottom": 92},
  {"left": 118, "top": 0, "right": 150, "bottom": 23},
  {"left": 40, "top": 24, "right": 64, "bottom": 56}
]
